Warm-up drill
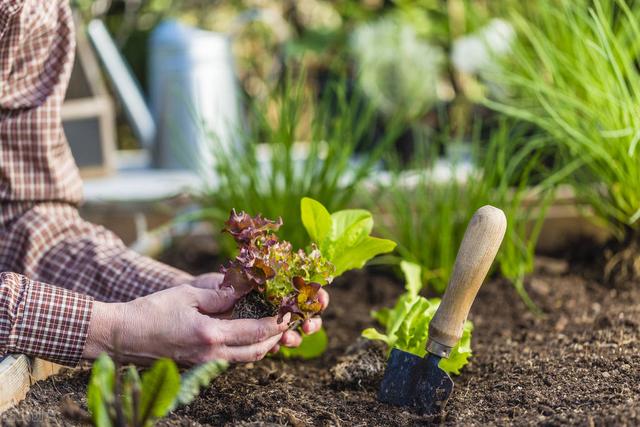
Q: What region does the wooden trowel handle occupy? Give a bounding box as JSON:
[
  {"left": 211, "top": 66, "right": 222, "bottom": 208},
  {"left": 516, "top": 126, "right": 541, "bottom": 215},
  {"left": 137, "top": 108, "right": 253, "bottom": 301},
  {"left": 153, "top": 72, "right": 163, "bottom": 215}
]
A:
[{"left": 427, "top": 205, "right": 507, "bottom": 357}]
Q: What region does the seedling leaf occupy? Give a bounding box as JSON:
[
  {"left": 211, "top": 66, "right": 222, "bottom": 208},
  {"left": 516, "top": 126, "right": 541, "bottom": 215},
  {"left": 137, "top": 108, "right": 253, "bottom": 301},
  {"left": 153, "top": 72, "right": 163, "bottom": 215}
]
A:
[
  {"left": 363, "top": 264, "right": 473, "bottom": 375},
  {"left": 177, "top": 360, "right": 229, "bottom": 407},
  {"left": 301, "top": 198, "right": 396, "bottom": 276},
  {"left": 87, "top": 353, "right": 115, "bottom": 427},
  {"left": 279, "top": 326, "right": 328, "bottom": 359},
  {"left": 301, "top": 197, "right": 332, "bottom": 244},
  {"left": 138, "top": 358, "right": 181, "bottom": 425}
]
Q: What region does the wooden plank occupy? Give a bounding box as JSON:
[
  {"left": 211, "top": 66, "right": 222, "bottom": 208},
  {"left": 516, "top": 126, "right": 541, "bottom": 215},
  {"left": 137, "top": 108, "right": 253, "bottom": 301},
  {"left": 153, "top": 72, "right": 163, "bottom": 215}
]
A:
[{"left": 0, "top": 355, "right": 63, "bottom": 414}]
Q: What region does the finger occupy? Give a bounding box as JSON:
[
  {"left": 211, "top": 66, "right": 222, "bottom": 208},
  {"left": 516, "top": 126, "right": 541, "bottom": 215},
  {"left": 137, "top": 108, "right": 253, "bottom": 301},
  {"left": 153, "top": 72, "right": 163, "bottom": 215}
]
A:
[
  {"left": 280, "top": 330, "right": 302, "bottom": 347},
  {"left": 223, "top": 333, "right": 283, "bottom": 362},
  {"left": 190, "top": 273, "right": 224, "bottom": 290},
  {"left": 217, "top": 314, "right": 291, "bottom": 346},
  {"left": 268, "top": 344, "right": 280, "bottom": 354},
  {"left": 302, "top": 317, "right": 322, "bottom": 335},
  {"left": 318, "top": 289, "right": 329, "bottom": 311},
  {"left": 190, "top": 286, "right": 238, "bottom": 314}
]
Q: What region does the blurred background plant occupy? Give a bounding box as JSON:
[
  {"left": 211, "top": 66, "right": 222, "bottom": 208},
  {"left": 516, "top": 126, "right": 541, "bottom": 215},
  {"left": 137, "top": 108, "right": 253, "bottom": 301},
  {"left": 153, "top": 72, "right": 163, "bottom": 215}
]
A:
[
  {"left": 194, "top": 71, "right": 401, "bottom": 254},
  {"left": 72, "top": 0, "right": 520, "bottom": 152},
  {"left": 369, "top": 118, "right": 554, "bottom": 309},
  {"left": 487, "top": 0, "right": 640, "bottom": 284}
]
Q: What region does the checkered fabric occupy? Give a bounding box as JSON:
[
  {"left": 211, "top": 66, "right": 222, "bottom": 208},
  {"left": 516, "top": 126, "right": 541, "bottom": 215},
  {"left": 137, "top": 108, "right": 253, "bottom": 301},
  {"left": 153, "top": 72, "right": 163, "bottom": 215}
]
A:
[{"left": 0, "top": 1, "right": 194, "bottom": 366}]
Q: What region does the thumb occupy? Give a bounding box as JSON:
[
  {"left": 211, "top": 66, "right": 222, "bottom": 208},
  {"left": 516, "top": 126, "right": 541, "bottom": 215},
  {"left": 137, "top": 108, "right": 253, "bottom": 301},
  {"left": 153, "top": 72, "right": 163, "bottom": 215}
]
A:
[{"left": 191, "top": 286, "right": 239, "bottom": 314}]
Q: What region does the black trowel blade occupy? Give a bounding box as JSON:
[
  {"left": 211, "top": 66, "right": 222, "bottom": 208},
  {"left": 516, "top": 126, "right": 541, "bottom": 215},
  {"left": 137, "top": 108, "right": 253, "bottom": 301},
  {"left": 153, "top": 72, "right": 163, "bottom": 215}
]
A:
[{"left": 378, "top": 348, "right": 454, "bottom": 414}]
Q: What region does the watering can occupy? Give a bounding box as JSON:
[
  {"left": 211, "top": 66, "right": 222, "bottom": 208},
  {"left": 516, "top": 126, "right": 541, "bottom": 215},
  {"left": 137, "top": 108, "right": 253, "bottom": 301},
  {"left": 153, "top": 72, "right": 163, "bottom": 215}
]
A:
[{"left": 87, "top": 19, "right": 242, "bottom": 182}]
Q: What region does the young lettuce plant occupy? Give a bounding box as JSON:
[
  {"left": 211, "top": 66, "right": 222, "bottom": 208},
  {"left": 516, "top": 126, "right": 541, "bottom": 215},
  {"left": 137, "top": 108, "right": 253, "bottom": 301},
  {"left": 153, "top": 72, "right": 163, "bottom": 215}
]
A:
[
  {"left": 222, "top": 199, "right": 397, "bottom": 327},
  {"left": 221, "top": 209, "right": 335, "bottom": 323},
  {"left": 69, "top": 354, "right": 227, "bottom": 427},
  {"left": 300, "top": 197, "right": 397, "bottom": 277},
  {"left": 362, "top": 261, "right": 473, "bottom": 375}
]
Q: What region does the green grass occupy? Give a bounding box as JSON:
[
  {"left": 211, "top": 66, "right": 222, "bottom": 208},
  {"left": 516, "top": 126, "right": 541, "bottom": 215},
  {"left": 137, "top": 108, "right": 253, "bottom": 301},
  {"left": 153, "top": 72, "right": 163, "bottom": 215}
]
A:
[
  {"left": 196, "top": 73, "right": 401, "bottom": 253},
  {"left": 372, "top": 119, "right": 553, "bottom": 309},
  {"left": 487, "top": 0, "right": 640, "bottom": 239}
]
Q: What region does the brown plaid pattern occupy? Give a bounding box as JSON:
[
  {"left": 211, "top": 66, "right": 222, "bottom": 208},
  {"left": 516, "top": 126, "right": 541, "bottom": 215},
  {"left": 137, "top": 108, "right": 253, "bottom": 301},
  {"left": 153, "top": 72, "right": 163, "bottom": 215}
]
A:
[{"left": 0, "top": 1, "right": 193, "bottom": 366}]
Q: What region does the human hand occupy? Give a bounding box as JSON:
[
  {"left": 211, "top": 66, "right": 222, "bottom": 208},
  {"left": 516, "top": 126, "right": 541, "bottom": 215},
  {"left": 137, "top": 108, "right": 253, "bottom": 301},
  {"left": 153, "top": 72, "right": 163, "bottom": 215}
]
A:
[
  {"left": 189, "top": 272, "right": 329, "bottom": 352},
  {"left": 83, "top": 284, "right": 290, "bottom": 365}
]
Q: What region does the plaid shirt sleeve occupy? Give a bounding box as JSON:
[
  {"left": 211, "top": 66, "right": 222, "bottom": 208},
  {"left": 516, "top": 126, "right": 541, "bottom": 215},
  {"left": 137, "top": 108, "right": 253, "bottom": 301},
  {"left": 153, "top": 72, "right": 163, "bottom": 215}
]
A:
[
  {"left": 0, "top": 272, "right": 92, "bottom": 366},
  {"left": 0, "top": 0, "right": 195, "bottom": 365},
  {"left": 0, "top": 204, "right": 195, "bottom": 366}
]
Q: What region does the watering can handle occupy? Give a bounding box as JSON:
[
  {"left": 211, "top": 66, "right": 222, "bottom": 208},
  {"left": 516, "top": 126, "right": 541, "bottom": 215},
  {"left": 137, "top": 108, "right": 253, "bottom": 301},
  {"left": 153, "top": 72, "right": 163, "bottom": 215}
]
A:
[{"left": 427, "top": 205, "right": 507, "bottom": 357}]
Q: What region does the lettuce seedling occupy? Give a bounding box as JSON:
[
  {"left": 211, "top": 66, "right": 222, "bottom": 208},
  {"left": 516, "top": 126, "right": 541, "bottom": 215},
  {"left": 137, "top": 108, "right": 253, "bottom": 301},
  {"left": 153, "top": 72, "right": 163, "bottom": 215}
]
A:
[
  {"left": 362, "top": 261, "right": 473, "bottom": 375},
  {"left": 300, "top": 197, "right": 397, "bottom": 276},
  {"left": 222, "top": 198, "right": 396, "bottom": 324},
  {"left": 221, "top": 209, "right": 335, "bottom": 323},
  {"left": 74, "top": 354, "right": 227, "bottom": 427}
]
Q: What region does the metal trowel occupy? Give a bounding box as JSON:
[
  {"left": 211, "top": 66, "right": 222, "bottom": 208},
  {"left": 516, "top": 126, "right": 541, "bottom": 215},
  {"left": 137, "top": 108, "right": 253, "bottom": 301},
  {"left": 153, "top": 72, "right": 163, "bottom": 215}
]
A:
[{"left": 378, "top": 205, "right": 507, "bottom": 414}]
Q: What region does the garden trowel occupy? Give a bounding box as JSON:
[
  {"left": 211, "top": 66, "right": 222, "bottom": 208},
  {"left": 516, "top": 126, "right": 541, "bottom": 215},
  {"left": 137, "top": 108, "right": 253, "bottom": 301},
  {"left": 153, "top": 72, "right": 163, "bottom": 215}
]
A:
[{"left": 378, "top": 205, "right": 507, "bottom": 414}]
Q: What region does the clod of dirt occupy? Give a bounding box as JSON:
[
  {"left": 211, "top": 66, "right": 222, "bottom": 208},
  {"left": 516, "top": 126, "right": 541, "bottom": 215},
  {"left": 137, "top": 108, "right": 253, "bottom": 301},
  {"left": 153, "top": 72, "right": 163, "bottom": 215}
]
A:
[
  {"left": 330, "top": 338, "right": 387, "bottom": 388},
  {"left": 233, "top": 290, "right": 277, "bottom": 319}
]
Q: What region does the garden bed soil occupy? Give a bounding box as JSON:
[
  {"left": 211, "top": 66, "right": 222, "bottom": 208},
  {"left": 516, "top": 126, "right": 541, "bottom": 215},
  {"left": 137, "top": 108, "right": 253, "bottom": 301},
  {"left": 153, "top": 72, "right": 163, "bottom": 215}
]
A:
[{"left": 2, "top": 250, "right": 640, "bottom": 426}]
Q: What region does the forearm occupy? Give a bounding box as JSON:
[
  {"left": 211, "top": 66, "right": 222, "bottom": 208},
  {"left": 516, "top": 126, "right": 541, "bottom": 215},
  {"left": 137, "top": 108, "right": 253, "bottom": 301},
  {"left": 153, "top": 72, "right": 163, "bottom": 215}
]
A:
[
  {"left": 0, "top": 203, "right": 193, "bottom": 302},
  {"left": 0, "top": 271, "right": 92, "bottom": 366}
]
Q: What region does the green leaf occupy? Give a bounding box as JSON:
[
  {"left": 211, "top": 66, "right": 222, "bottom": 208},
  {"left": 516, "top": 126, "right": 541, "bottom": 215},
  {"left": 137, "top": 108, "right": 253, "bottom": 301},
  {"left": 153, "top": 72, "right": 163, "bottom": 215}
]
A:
[
  {"left": 87, "top": 353, "right": 115, "bottom": 427},
  {"left": 177, "top": 360, "right": 229, "bottom": 408},
  {"left": 363, "top": 296, "right": 473, "bottom": 375},
  {"left": 122, "top": 366, "right": 141, "bottom": 423},
  {"left": 329, "top": 210, "right": 373, "bottom": 242},
  {"left": 439, "top": 320, "right": 473, "bottom": 375},
  {"left": 138, "top": 358, "right": 181, "bottom": 425},
  {"left": 279, "top": 327, "right": 328, "bottom": 359},
  {"left": 301, "top": 197, "right": 332, "bottom": 245},
  {"left": 331, "top": 236, "right": 397, "bottom": 277},
  {"left": 361, "top": 327, "right": 391, "bottom": 343},
  {"left": 301, "top": 198, "right": 397, "bottom": 277},
  {"left": 400, "top": 260, "right": 423, "bottom": 298}
]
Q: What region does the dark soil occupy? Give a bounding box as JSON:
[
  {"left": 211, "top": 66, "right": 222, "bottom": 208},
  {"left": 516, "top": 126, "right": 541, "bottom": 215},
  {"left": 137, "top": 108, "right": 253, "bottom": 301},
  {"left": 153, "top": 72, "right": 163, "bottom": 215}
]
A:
[{"left": 3, "top": 254, "right": 640, "bottom": 426}]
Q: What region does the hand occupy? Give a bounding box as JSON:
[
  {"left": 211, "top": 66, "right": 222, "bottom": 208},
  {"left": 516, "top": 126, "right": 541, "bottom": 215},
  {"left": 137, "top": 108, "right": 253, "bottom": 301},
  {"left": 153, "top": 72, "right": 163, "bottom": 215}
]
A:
[
  {"left": 83, "top": 284, "right": 291, "bottom": 365},
  {"left": 189, "top": 273, "right": 330, "bottom": 353}
]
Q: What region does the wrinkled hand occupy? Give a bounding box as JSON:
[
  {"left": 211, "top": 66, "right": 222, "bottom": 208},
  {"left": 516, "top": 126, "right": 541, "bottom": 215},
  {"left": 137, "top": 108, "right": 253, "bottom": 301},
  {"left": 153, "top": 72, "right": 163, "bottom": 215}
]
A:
[
  {"left": 190, "top": 273, "right": 329, "bottom": 352},
  {"left": 83, "top": 273, "right": 329, "bottom": 364}
]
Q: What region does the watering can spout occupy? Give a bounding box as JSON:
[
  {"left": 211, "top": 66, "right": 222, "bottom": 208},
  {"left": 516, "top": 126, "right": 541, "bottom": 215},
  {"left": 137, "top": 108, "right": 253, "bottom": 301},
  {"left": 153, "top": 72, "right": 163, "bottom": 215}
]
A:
[{"left": 87, "top": 19, "right": 157, "bottom": 151}]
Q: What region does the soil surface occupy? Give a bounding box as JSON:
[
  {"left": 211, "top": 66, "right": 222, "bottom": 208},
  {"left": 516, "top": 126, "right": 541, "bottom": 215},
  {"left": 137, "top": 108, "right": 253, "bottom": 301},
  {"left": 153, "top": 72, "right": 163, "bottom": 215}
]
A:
[{"left": 3, "top": 251, "right": 640, "bottom": 426}]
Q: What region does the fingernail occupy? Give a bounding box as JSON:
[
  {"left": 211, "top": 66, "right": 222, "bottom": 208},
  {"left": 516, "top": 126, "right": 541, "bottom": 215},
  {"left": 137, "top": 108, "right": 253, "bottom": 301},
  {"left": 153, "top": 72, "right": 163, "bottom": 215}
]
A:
[{"left": 281, "top": 313, "right": 291, "bottom": 325}]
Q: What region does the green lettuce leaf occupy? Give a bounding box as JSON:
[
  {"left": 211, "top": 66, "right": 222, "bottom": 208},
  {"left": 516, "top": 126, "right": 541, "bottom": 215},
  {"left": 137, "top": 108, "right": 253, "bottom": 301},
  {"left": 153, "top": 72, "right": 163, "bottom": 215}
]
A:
[
  {"left": 87, "top": 353, "right": 116, "bottom": 427},
  {"left": 362, "top": 262, "right": 473, "bottom": 375},
  {"left": 138, "top": 358, "right": 181, "bottom": 425},
  {"left": 279, "top": 326, "right": 328, "bottom": 359},
  {"left": 301, "top": 197, "right": 396, "bottom": 276}
]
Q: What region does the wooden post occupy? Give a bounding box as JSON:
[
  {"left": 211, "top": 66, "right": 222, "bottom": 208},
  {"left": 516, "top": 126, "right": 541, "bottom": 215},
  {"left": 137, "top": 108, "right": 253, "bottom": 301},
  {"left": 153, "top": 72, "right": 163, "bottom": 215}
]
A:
[{"left": 0, "top": 355, "right": 63, "bottom": 413}]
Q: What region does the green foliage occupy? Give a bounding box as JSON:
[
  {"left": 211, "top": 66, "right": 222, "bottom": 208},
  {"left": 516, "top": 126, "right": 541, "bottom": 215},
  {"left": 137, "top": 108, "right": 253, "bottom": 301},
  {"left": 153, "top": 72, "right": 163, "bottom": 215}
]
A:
[
  {"left": 85, "top": 354, "right": 227, "bottom": 427},
  {"left": 301, "top": 197, "right": 397, "bottom": 276},
  {"left": 374, "top": 119, "right": 553, "bottom": 308},
  {"left": 177, "top": 360, "right": 229, "bottom": 407},
  {"left": 362, "top": 261, "right": 473, "bottom": 375},
  {"left": 87, "top": 354, "right": 116, "bottom": 427},
  {"left": 278, "top": 327, "right": 329, "bottom": 360},
  {"left": 488, "top": 0, "right": 640, "bottom": 238},
  {"left": 138, "top": 359, "right": 180, "bottom": 425},
  {"left": 221, "top": 210, "right": 334, "bottom": 322},
  {"left": 351, "top": 16, "right": 444, "bottom": 121},
  {"left": 197, "top": 74, "right": 401, "bottom": 253},
  {"left": 278, "top": 198, "right": 395, "bottom": 360}
]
